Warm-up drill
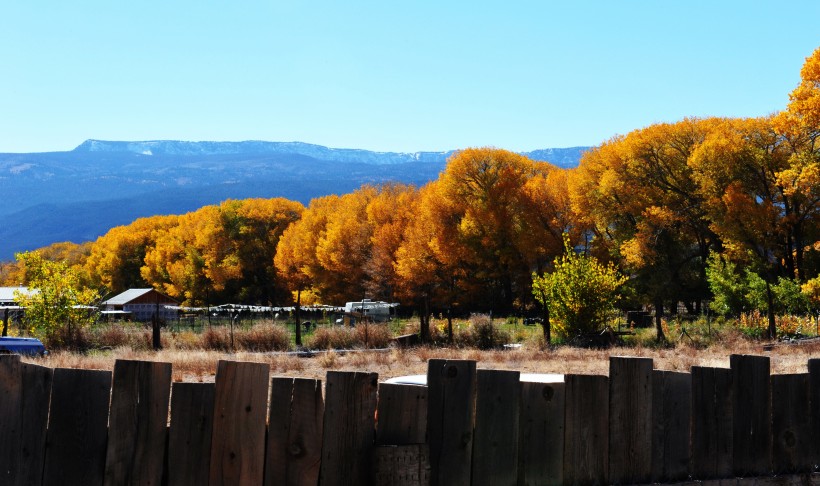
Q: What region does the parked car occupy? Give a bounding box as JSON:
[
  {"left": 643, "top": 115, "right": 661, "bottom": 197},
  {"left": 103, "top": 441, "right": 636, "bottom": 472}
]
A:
[{"left": 0, "top": 336, "right": 47, "bottom": 356}]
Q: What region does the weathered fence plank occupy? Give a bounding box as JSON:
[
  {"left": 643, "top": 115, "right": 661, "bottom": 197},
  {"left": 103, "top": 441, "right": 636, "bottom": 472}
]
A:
[
  {"left": 564, "top": 374, "right": 609, "bottom": 485},
  {"left": 691, "top": 366, "right": 733, "bottom": 479},
  {"left": 610, "top": 356, "right": 653, "bottom": 484},
  {"left": 518, "top": 380, "right": 564, "bottom": 486},
  {"left": 427, "top": 359, "right": 477, "bottom": 486},
  {"left": 771, "top": 373, "right": 811, "bottom": 474},
  {"left": 42, "top": 368, "right": 112, "bottom": 486},
  {"left": 0, "top": 354, "right": 22, "bottom": 486},
  {"left": 372, "top": 444, "right": 430, "bottom": 486},
  {"left": 104, "top": 359, "right": 172, "bottom": 486},
  {"left": 265, "top": 377, "right": 324, "bottom": 486},
  {"left": 208, "top": 360, "right": 270, "bottom": 486},
  {"left": 471, "top": 369, "right": 520, "bottom": 486},
  {"left": 731, "top": 354, "right": 772, "bottom": 477},
  {"left": 809, "top": 359, "right": 820, "bottom": 470},
  {"left": 652, "top": 370, "right": 692, "bottom": 483},
  {"left": 19, "top": 363, "right": 53, "bottom": 486},
  {"left": 376, "top": 382, "right": 427, "bottom": 445},
  {"left": 319, "top": 371, "right": 378, "bottom": 486},
  {"left": 167, "top": 382, "right": 215, "bottom": 486}
]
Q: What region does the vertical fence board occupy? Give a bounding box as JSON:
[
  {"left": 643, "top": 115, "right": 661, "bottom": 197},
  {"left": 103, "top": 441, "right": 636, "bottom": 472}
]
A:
[
  {"left": 771, "top": 374, "right": 811, "bottom": 474},
  {"left": 652, "top": 370, "right": 692, "bottom": 483},
  {"left": 266, "top": 377, "right": 324, "bottom": 486},
  {"left": 167, "top": 382, "right": 215, "bottom": 486},
  {"left": 19, "top": 363, "right": 53, "bottom": 486},
  {"left": 471, "top": 369, "right": 520, "bottom": 486},
  {"left": 427, "top": 359, "right": 476, "bottom": 486},
  {"left": 691, "top": 366, "right": 733, "bottom": 479},
  {"left": 0, "top": 354, "right": 22, "bottom": 485},
  {"left": 319, "top": 371, "right": 378, "bottom": 486},
  {"left": 42, "top": 368, "right": 112, "bottom": 486},
  {"left": 609, "top": 356, "right": 653, "bottom": 484},
  {"left": 104, "top": 360, "right": 172, "bottom": 486},
  {"left": 564, "top": 374, "right": 609, "bottom": 485},
  {"left": 809, "top": 359, "right": 820, "bottom": 470},
  {"left": 265, "top": 377, "right": 294, "bottom": 485},
  {"left": 208, "top": 360, "right": 270, "bottom": 486},
  {"left": 376, "top": 383, "right": 428, "bottom": 445},
  {"left": 518, "top": 380, "right": 564, "bottom": 486},
  {"left": 731, "top": 354, "right": 772, "bottom": 477}
]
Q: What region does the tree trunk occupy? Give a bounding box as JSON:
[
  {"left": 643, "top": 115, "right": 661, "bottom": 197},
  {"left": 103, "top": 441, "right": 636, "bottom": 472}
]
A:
[
  {"left": 654, "top": 298, "right": 666, "bottom": 343},
  {"left": 541, "top": 305, "right": 551, "bottom": 346},
  {"left": 446, "top": 307, "right": 453, "bottom": 344},
  {"left": 766, "top": 280, "right": 777, "bottom": 340},
  {"left": 420, "top": 295, "right": 431, "bottom": 343},
  {"left": 295, "top": 289, "right": 302, "bottom": 347}
]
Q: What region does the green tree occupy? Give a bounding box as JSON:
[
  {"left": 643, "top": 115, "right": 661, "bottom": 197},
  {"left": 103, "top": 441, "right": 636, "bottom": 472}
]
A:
[
  {"left": 14, "top": 251, "right": 99, "bottom": 348},
  {"left": 532, "top": 236, "right": 627, "bottom": 340}
]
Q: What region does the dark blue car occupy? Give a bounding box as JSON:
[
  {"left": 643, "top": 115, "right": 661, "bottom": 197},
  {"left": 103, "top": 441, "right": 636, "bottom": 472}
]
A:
[{"left": 0, "top": 336, "right": 47, "bottom": 356}]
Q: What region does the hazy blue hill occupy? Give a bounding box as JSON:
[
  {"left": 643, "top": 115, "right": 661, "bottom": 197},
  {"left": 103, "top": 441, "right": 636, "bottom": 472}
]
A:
[{"left": 0, "top": 140, "right": 589, "bottom": 260}]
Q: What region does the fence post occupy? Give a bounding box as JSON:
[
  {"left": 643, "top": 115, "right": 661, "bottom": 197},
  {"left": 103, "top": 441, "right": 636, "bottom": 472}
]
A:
[
  {"left": 104, "top": 360, "right": 172, "bottom": 486},
  {"left": 691, "top": 366, "right": 733, "bottom": 479},
  {"left": 19, "top": 363, "right": 53, "bottom": 486},
  {"left": 42, "top": 368, "right": 112, "bottom": 486},
  {"left": 266, "top": 377, "right": 324, "bottom": 486},
  {"left": 730, "top": 354, "right": 772, "bottom": 477},
  {"left": 609, "top": 356, "right": 653, "bottom": 484},
  {"left": 651, "top": 370, "right": 692, "bottom": 483},
  {"left": 518, "top": 378, "right": 564, "bottom": 486},
  {"left": 426, "top": 359, "right": 476, "bottom": 486},
  {"left": 0, "top": 354, "right": 22, "bottom": 486},
  {"left": 167, "top": 382, "right": 216, "bottom": 486},
  {"left": 208, "top": 360, "right": 270, "bottom": 486},
  {"left": 771, "top": 373, "right": 811, "bottom": 474},
  {"left": 471, "top": 369, "right": 520, "bottom": 486},
  {"left": 810, "top": 358, "right": 820, "bottom": 471},
  {"left": 564, "top": 374, "right": 609, "bottom": 485},
  {"left": 319, "top": 371, "right": 378, "bottom": 486}
]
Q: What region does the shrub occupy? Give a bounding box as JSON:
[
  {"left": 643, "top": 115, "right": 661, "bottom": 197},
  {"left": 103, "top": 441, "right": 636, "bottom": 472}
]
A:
[
  {"left": 353, "top": 323, "right": 393, "bottom": 348},
  {"left": 457, "top": 314, "right": 510, "bottom": 350},
  {"left": 235, "top": 323, "right": 290, "bottom": 351},
  {"left": 308, "top": 326, "right": 357, "bottom": 350}
]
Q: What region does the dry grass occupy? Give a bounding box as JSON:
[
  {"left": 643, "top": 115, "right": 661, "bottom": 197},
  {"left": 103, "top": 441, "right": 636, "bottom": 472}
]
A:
[{"left": 23, "top": 336, "right": 820, "bottom": 384}]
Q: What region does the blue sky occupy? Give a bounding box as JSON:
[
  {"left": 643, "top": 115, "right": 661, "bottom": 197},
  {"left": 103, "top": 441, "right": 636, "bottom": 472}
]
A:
[{"left": 2, "top": 1, "right": 819, "bottom": 153}]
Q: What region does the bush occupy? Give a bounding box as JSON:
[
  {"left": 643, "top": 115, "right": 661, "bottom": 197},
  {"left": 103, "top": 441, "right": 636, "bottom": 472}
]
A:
[
  {"left": 235, "top": 323, "right": 290, "bottom": 351},
  {"left": 456, "top": 314, "right": 510, "bottom": 350},
  {"left": 353, "top": 323, "right": 393, "bottom": 348},
  {"left": 308, "top": 326, "right": 357, "bottom": 350}
]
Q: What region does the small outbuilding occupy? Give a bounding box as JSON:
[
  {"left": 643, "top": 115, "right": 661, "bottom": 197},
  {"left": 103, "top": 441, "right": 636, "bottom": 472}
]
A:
[{"left": 102, "top": 288, "right": 179, "bottom": 322}]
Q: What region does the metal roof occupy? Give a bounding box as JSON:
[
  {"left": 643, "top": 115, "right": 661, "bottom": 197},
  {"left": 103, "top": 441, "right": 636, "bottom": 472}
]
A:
[
  {"left": 103, "top": 288, "right": 169, "bottom": 306},
  {"left": 0, "top": 287, "right": 36, "bottom": 303}
]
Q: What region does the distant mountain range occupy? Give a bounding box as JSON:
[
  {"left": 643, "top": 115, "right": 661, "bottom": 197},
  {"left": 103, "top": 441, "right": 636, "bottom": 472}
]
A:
[{"left": 0, "top": 140, "right": 589, "bottom": 260}]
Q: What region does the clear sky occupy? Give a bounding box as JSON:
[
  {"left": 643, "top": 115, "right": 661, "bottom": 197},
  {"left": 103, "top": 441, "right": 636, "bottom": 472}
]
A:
[{"left": 2, "top": 1, "right": 819, "bottom": 154}]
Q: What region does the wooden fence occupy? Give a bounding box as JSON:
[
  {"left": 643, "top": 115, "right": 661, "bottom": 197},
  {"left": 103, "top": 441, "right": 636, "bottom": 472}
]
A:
[{"left": 0, "top": 353, "right": 819, "bottom": 485}]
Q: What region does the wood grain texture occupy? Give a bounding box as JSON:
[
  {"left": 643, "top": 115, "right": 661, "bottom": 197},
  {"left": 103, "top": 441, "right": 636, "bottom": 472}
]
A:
[
  {"left": 104, "top": 359, "right": 172, "bottom": 486},
  {"left": 376, "top": 382, "right": 427, "bottom": 445},
  {"left": 208, "top": 360, "right": 270, "bottom": 486},
  {"left": 609, "top": 356, "right": 653, "bottom": 484},
  {"left": 372, "top": 444, "right": 430, "bottom": 486},
  {"left": 265, "top": 377, "right": 324, "bottom": 486},
  {"left": 319, "top": 371, "right": 378, "bottom": 486},
  {"left": 691, "top": 366, "right": 733, "bottom": 479},
  {"left": 42, "top": 368, "right": 112, "bottom": 486},
  {"left": 0, "top": 354, "right": 22, "bottom": 486},
  {"left": 18, "top": 363, "right": 53, "bottom": 486},
  {"left": 731, "top": 354, "right": 772, "bottom": 477},
  {"left": 651, "top": 370, "right": 692, "bottom": 483},
  {"left": 471, "top": 369, "right": 520, "bottom": 486},
  {"left": 518, "top": 380, "right": 564, "bottom": 486},
  {"left": 167, "top": 382, "right": 215, "bottom": 486},
  {"left": 771, "top": 373, "right": 811, "bottom": 474},
  {"left": 564, "top": 374, "right": 609, "bottom": 486},
  {"left": 426, "top": 359, "right": 477, "bottom": 486}
]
